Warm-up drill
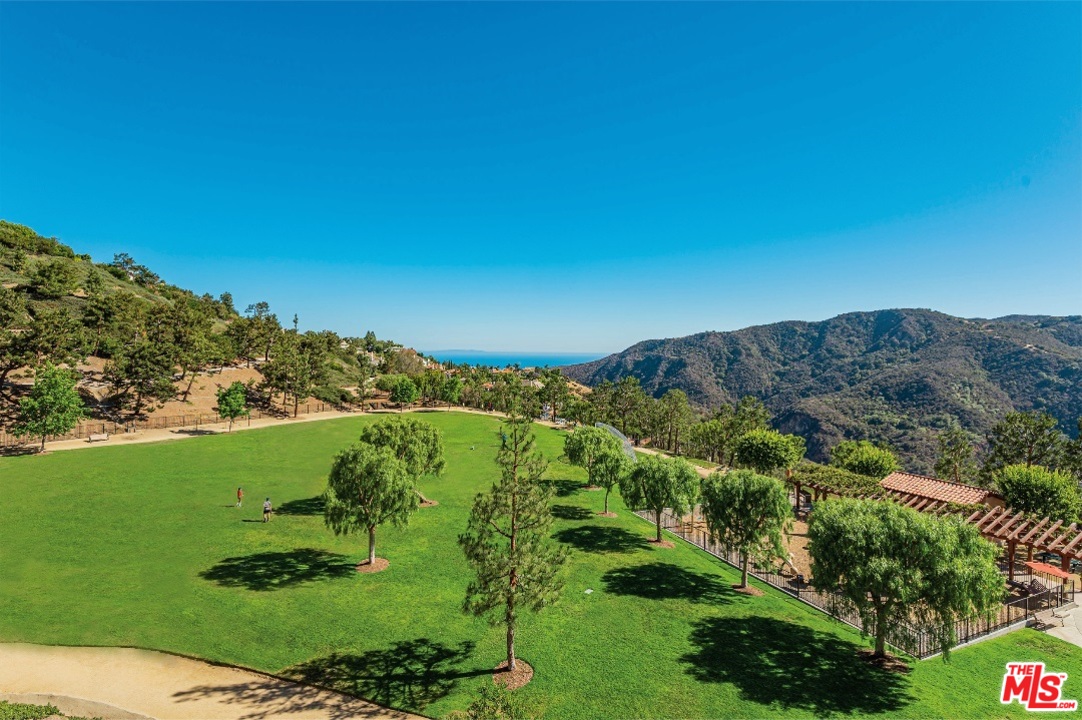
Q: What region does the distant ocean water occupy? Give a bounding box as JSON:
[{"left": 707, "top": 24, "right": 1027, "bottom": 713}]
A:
[{"left": 422, "top": 350, "right": 608, "bottom": 368}]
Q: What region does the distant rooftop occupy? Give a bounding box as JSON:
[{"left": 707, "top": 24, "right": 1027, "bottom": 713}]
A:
[{"left": 880, "top": 471, "right": 1002, "bottom": 507}]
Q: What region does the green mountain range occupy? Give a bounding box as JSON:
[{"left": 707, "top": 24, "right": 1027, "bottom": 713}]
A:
[{"left": 563, "top": 309, "right": 1082, "bottom": 472}]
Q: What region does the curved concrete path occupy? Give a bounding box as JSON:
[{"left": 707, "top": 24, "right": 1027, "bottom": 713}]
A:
[
  {"left": 1044, "top": 605, "right": 1082, "bottom": 648},
  {"left": 0, "top": 644, "right": 424, "bottom": 720}
]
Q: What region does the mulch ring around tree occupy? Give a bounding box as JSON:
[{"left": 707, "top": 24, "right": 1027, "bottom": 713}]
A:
[
  {"left": 856, "top": 650, "right": 912, "bottom": 674},
  {"left": 597, "top": 511, "right": 618, "bottom": 518},
  {"left": 493, "top": 659, "right": 534, "bottom": 690},
  {"left": 648, "top": 539, "right": 675, "bottom": 549},
  {"left": 356, "top": 558, "right": 389, "bottom": 573},
  {"left": 419, "top": 499, "right": 440, "bottom": 507},
  {"left": 732, "top": 584, "right": 764, "bottom": 596}
]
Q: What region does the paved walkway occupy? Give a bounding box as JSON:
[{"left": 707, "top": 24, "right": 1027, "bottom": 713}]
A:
[
  {"left": 0, "top": 644, "right": 424, "bottom": 720},
  {"left": 1044, "top": 604, "right": 1082, "bottom": 648}
]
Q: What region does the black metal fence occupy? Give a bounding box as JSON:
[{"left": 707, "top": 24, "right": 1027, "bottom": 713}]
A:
[
  {"left": 0, "top": 402, "right": 345, "bottom": 448},
  {"left": 636, "top": 509, "right": 1073, "bottom": 659}
]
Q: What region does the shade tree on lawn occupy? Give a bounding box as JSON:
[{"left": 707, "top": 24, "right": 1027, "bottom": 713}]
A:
[
  {"left": 594, "top": 447, "right": 632, "bottom": 516},
  {"left": 564, "top": 426, "right": 622, "bottom": 491},
  {"left": 459, "top": 392, "right": 567, "bottom": 673},
  {"left": 360, "top": 416, "right": 446, "bottom": 504},
  {"left": 324, "top": 442, "right": 418, "bottom": 567},
  {"left": 700, "top": 470, "right": 790, "bottom": 589},
  {"left": 807, "top": 498, "right": 1003, "bottom": 660},
  {"left": 620, "top": 454, "right": 699, "bottom": 544},
  {"left": 13, "top": 364, "right": 87, "bottom": 451}
]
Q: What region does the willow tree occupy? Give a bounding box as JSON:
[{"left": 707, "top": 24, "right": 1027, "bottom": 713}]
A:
[
  {"left": 620, "top": 454, "right": 699, "bottom": 543},
  {"left": 459, "top": 393, "right": 566, "bottom": 672},
  {"left": 564, "top": 426, "right": 621, "bottom": 490},
  {"left": 734, "top": 429, "right": 806, "bottom": 477},
  {"left": 994, "top": 464, "right": 1080, "bottom": 523},
  {"left": 700, "top": 470, "right": 790, "bottom": 589},
  {"left": 808, "top": 498, "right": 1002, "bottom": 659},
  {"left": 594, "top": 448, "right": 632, "bottom": 516},
  {"left": 324, "top": 442, "right": 417, "bottom": 567},
  {"left": 360, "top": 417, "right": 445, "bottom": 503},
  {"left": 830, "top": 440, "right": 899, "bottom": 479}
]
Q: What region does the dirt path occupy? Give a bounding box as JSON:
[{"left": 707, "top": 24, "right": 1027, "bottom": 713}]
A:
[
  {"left": 32, "top": 406, "right": 518, "bottom": 455},
  {"left": 634, "top": 446, "right": 713, "bottom": 478},
  {"left": 0, "top": 643, "right": 424, "bottom": 720}
]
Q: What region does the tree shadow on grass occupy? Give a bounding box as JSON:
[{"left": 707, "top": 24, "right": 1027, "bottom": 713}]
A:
[
  {"left": 601, "top": 562, "right": 733, "bottom": 604},
  {"left": 554, "top": 524, "right": 651, "bottom": 554},
  {"left": 277, "top": 496, "right": 326, "bottom": 516},
  {"left": 546, "top": 479, "right": 585, "bottom": 497},
  {"left": 200, "top": 548, "right": 355, "bottom": 591},
  {"left": 681, "top": 616, "right": 913, "bottom": 716},
  {"left": 281, "top": 638, "right": 484, "bottom": 712},
  {"left": 551, "top": 504, "right": 594, "bottom": 521}
]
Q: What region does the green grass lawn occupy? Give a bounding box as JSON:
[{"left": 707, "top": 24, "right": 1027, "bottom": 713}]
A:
[{"left": 2, "top": 411, "right": 1081, "bottom": 718}]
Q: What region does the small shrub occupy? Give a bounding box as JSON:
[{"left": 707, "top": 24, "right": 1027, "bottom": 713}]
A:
[
  {"left": 0, "top": 700, "right": 61, "bottom": 720},
  {"left": 312, "top": 384, "right": 352, "bottom": 406}
]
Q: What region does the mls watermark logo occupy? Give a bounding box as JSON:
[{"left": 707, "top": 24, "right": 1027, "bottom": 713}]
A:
[{"left": 1001, "top": 663, "right": 1077, "bottom": 711}]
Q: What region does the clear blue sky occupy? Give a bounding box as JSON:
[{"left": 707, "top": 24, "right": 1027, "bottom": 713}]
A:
[{"left": 1, "top": 2, "right": 1079, "bottom": 352}]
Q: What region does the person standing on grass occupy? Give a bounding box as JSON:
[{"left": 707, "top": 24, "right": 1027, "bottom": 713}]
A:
[
  {"left": 236, "top": 487, "right": 243, "bottom": 508},
  {"left": 263, "top": 497, "right": 272, "bottom": 522}
]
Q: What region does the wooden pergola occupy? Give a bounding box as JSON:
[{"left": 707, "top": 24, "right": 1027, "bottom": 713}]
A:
[
  {"left": 966, "top": 506, "right": 1082, "bottom": 580},
  {"left": 788, "top": 476, "right": 1082, "bottom": 582}
]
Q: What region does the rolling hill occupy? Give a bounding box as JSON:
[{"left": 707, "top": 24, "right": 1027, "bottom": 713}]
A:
[{"left": 563, "top": 309, "right": 1082, "bottom": 471}]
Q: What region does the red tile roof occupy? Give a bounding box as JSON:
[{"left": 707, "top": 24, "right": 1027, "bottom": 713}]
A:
[{"left": 880, "top": 471, "right": 999, "bottom": 506}]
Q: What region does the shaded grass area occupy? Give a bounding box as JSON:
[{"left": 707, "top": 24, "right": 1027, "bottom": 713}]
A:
[{"left": 2, "top": 412, "right": 1081, "bottom": 718}]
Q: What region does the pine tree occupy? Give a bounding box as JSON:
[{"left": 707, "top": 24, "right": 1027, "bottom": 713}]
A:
[
  {"left": 459, "top": 389, "right": 566, "bottom": 672},
  {"left": 934, "top": 424, "right": 978, "bottom": 484}
]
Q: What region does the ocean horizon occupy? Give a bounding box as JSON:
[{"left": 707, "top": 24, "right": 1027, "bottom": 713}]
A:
[{"left": 422, "top": 350, "right": 608, "bottom": 368}]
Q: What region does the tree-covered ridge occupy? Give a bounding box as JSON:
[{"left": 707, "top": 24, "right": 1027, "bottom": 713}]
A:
[
  {"left": 0, "top": 220, "right": 418, "bottom": 423},
  {"left": 564, "top": 309, "right": 1082, "bottom": 472}
]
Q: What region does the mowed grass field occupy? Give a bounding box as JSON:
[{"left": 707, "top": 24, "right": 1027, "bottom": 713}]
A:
[{"left": 2, "top": 411, "right": 1081, "bottom": 719}]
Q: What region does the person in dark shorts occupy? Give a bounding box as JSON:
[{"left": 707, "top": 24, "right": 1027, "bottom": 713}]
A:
[{"left": 263, "top": 497, "right": 272, "bottom": 522}]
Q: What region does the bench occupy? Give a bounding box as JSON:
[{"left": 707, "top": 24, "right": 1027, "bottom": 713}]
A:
[{"left": 87, "top": 433, "right": 110, "bottom": 443}]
